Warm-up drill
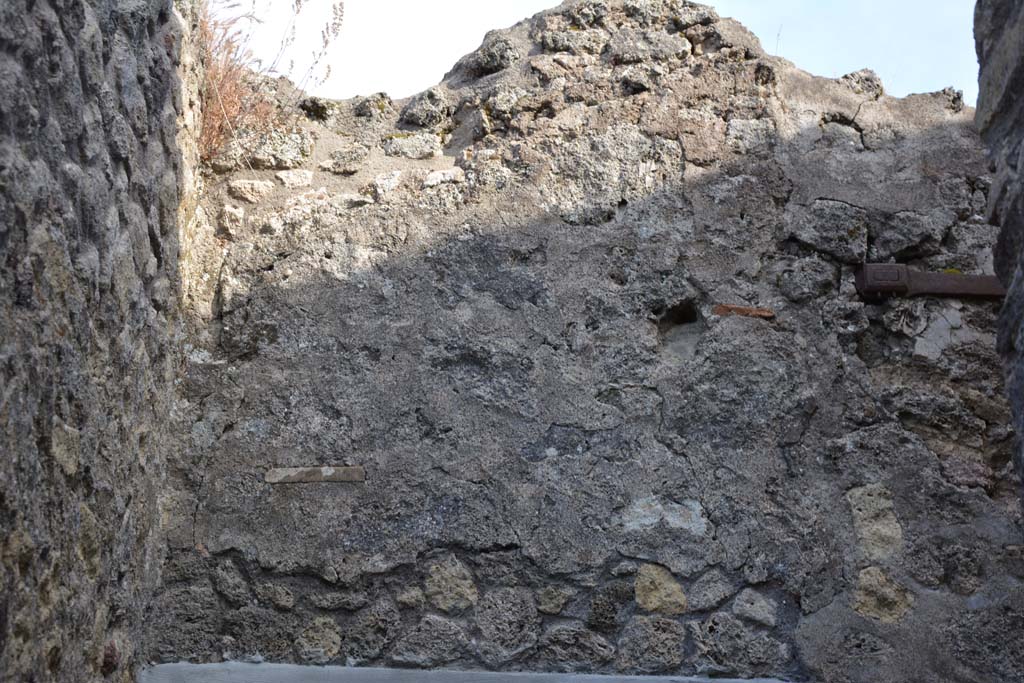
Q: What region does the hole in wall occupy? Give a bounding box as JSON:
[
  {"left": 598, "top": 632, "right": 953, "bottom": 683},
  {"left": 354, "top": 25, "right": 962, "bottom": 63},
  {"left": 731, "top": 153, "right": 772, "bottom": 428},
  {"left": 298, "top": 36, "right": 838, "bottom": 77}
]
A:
[
  {"left": 46, "top": 643, "right": 61, "bottom": 674},
  {"left": 656, "top": 300, "right": 700, "bottom": 335},
  {"left": 654, "top": 300, "right": 705, "bottom": 361}
]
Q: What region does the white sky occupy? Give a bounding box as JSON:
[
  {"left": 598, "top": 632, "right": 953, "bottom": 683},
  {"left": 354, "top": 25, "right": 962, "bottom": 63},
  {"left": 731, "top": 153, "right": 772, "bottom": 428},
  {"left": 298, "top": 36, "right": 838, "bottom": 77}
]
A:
[{"left": 242, "top": 0, "right": 979, "bottom": 105}]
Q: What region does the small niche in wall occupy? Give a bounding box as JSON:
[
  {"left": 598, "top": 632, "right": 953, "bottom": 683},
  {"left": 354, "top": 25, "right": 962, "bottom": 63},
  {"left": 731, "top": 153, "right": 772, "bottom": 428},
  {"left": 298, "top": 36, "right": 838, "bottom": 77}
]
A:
[{"left": 654, "top": 300, "right": 705, "bottom": 361}]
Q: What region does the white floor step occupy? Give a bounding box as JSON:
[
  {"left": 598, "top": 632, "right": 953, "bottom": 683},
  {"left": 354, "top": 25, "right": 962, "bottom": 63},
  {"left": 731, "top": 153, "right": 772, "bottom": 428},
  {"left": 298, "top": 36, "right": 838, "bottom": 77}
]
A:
[{"left": 141, "top": 663, "right": 794, "bottom": 683}]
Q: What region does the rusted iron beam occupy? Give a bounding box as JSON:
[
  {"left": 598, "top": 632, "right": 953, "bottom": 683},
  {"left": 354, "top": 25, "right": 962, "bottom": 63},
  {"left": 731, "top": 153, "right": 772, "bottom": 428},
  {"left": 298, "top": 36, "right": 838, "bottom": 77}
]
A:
[{"left": 854, "top": 264, "right": 1005, "bottom": 302}]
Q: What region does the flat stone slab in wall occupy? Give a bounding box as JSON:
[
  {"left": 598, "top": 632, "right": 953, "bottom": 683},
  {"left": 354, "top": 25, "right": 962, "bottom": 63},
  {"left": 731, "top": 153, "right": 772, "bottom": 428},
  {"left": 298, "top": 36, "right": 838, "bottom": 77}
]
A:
[{"left": 265, "top": 467, "right": 367, "bottom": 484}]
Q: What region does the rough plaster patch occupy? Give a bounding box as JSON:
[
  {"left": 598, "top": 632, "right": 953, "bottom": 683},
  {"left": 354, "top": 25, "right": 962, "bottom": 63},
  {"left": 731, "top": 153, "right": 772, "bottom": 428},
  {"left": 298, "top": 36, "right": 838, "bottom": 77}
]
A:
[{"left": 619, "top": 497, "right": 708, "bottom": 535}]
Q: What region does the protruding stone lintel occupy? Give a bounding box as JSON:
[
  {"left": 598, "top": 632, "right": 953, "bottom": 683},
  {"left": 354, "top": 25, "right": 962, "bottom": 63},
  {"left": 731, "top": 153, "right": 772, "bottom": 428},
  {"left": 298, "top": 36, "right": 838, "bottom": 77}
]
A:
[{"left": 264, "top": 466, "right": 366, "bottom": 484}]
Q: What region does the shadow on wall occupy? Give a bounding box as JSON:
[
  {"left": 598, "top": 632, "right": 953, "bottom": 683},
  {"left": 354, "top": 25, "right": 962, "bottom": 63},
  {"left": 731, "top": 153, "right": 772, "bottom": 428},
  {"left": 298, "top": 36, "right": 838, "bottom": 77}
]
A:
[
  {"left": 0, "top": 0, "right": 194, "bottom": 681},
  {"left": 148, "top": 94, "right": 1024, "bottom": 683},
  {"left": 975, "top": 0, "right": 1024, "bottom": 519}
]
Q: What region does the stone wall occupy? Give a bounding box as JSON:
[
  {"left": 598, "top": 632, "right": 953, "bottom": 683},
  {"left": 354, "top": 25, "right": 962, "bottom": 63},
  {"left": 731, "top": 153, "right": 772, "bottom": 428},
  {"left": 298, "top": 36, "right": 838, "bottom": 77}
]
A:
[
  {"left": 0, "top": 0, "right": 191, "bottom": 681},
  {"left": 149, "top": 2, "right": 1024, "bottom": 681},
  {"left": 1, "top": 0, "right": 1017, "bottom": 680},
  {"left": 977, "top": 1, "right": 1024, "bottom": 490}
]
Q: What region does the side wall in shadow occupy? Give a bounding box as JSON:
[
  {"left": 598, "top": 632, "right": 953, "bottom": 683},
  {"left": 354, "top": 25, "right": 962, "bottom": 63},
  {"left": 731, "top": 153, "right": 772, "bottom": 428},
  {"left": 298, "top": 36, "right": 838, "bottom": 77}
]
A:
[
  {"left": 0, "top": 0, "right": 196, "bottom": 680},
  {"left": 977, "top": 0, "right": 1024, "bottom": 503}
]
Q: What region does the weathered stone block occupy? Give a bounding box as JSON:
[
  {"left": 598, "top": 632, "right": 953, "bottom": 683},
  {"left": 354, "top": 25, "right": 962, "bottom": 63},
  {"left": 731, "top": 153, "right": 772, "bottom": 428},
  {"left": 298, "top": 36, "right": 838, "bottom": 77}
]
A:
[
  {"left": 425, "top": 556, "right": 478, "bottom": 613},
  {"left": 634, "top": 564, "right": 688, "bottom": 614}
]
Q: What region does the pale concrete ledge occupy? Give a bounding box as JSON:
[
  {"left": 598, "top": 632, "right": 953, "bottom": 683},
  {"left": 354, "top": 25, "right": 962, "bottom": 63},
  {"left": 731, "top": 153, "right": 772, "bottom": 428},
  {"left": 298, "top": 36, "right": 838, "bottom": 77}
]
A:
[{"left": 140, "top": 663, "right": 793, "bottom": 683}]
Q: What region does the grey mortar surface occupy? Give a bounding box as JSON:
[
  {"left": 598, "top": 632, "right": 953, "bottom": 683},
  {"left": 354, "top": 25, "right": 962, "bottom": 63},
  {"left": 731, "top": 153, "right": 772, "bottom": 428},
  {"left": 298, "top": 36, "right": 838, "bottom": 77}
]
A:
[{"left": 150, "top": 1, "right": 1024, "bottom": 682}]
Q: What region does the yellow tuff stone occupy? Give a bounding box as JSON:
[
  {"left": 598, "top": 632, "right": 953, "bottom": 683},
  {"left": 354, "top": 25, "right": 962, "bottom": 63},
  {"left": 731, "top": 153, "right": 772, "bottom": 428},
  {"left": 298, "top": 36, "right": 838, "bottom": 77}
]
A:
[{"left": 635, "top": 564, "right": 688, "bottom": 615}]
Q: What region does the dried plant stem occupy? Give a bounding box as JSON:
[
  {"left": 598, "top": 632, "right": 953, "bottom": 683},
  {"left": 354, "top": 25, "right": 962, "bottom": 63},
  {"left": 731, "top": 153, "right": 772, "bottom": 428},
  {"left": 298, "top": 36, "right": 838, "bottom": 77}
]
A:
[{"left": 197, "top": 0, "right": 344, "bottom": 163}]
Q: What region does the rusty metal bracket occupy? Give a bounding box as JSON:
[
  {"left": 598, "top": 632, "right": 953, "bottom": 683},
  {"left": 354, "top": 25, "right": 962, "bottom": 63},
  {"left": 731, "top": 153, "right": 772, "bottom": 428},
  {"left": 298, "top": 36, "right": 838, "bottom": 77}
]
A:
[{"left": 854, "top": 264, "right": 1006, "bottom": 302}]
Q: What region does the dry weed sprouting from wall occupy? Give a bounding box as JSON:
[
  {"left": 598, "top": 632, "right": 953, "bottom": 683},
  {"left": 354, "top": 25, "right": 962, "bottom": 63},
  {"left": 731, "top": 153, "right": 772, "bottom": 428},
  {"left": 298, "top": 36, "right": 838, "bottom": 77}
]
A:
[
  {"left": 197, "top": 0, "right": 344, "bottom": 162},
  {"left": 196, "top": 1, "right": 272, "bottom": 161}
]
